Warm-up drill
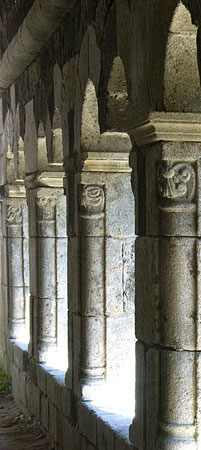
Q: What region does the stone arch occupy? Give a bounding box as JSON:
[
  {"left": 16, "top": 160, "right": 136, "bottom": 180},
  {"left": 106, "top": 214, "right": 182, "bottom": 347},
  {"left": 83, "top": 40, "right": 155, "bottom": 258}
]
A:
[
  {"left": 26, "top": 112, "right": 68, "bottom": 369},
  {"left": 37, "top": 120, "right": 49, "bottom": 171},
  {"left": 2, "top": 101, "right": 30, "bottom": 346},
  {"left": 81, "top": 79, "right": 100, "bottom": 152},
  {"left": 78, "top": 35, "right": 135, "bottom": 416},
  {"left": 16, "top": 136, "right": 25, "bottom": 181},
  {"left": 51, "top": 109, "right": 63, "bottom": 164},
  {"left": 24, "top": 99, "right": 38, "bottom": 174},
  {"left": 106, "top": 56, "right": 132, "bottom": 132},
  {"left": 13, "top": 104, "right": 26, "bottom": 182},
  {"left": 74, "top": 25, "right": 101, "bottom": 154},
  {"left": 98, "top": 59, "right": 135, "bottom": 418},
  {"left": 163, "top": 0, "right": 201, "bottom": 112}
]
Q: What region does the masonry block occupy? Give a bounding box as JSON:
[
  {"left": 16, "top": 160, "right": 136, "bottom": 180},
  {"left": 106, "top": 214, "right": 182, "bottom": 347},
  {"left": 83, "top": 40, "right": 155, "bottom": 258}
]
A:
[
  {"left": 41, "top": 393, "right": 49, "bottom": 430},
  {"left": 18, "top": 370, "right": 28, "bottom": 408},
  {"left": 49, "top": 400, "right": 58, "bottom": 442},
  {"left": 114, "top": 436, "right": 134, "bottom": 450},
  {"left": 13, "top": 343, "right": 28, "bottom": 371},
  {"left": 37, "top": 363, "right": 47, "bottom": 394},
  {"left": 78, "top": 403, "right": 97, "bottom": 447},
  {"left": 27, "top": 378, "right": 40, "bottom": 421},
  {"left": 62, "top": 387, "right": 72, "bottom": 419},
  {"left": 97, "top": 416, "right": 115, "bottom": 450}
]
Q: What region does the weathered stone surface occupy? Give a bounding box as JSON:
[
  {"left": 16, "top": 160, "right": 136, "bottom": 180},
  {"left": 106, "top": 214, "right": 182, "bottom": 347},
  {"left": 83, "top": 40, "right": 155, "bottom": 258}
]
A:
[
  {"left": 160, "top": 350, "right": 195, "bottom": 425},
  {"left": 4, "top": 0, "right": 201, "bottom": 449},
  {"left": 136, "top": 236, "right": 198, "bottom": 350},
  {"left": 104, "top": 174, "right": 134, "bottom": 239},
  {"left": 41, "top": 393, "right": 49, "bottom": 431},
  {"left": 49, "top": 401, "right": 58, "bottom": 442},
  {"left": 28, "top": 182, "right": 67, "bottom": 366},
  {"left": 106, "top": 314, "right": 134, "bottom": 384},
  {"left": 81, "top": 236, "right": 105, "bottom": 315},
  {"left": 164, "top": 33, "right": 201, "bottom": 112},
  {"left": 97, "top": 416, "right": 115, "bottom": 450},
  {"left": 130, "top": 341, "right": 145, "bottom": 449},
  {"left": 78, "top": 403, "right": 97, "bottom": 446},
  {"left": 145, "top": 348, "right": 160, "bottom": 450}
]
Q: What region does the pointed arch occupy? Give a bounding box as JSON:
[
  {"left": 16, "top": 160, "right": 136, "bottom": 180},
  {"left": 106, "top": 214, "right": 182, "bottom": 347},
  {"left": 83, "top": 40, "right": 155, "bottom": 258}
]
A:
[
  {"left": 106, "top": 56, "right": 131, "bottom": 132},
  {"left": 37, "top": 120, "right": 49, "bottom": 171},
  {"left": 52, "top": 109, "right": 63, "bottom": 164},
  {"left": 164, "top": 0, "right": 201, "bottom": 111},
  {"left": 81, "top": 79, "right": 100, "bottom": 152}
]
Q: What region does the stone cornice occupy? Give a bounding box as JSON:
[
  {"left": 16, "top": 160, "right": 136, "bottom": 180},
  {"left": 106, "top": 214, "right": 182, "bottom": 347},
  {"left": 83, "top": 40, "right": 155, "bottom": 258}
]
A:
[
  {"left": 132, "top": 112, "right": 201, "bottom": 146},
  {"left": 6, "top": 182, "right": 26, "bottom": 198},
  {"left": 64, "top": 132, "right": 132, "bottom": 174},
  {"left": 25, "top": 171, "right": 64, "bottom": 189},
  {"left": 64, "top": 152, "right": 131, "bottom": 174}
]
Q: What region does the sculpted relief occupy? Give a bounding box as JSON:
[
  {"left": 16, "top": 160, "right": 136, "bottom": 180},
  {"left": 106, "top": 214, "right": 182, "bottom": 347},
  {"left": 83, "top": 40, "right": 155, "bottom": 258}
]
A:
[
  {"left": 6, "top": 205, "right": 22, "bottom": 224},
  {"left": 157, "top": 161, "right": 195, "bottom": 201},
  {"left": 79, "top": 185, "right": 105, "bottom": 215}
]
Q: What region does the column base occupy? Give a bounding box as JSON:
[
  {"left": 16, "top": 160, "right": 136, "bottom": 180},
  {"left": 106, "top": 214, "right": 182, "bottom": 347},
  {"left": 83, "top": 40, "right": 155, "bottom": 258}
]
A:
[
  {"left": 81, "top": 375, "right": 105, "bottom": 401},
  {"left": 9, "top": 320, "right": 25, "bottom": 341},
  {"left": 37, "top": 342, "right": 57, "bottom": 365},
  {"left": 156, "top": 426, "right": 197, "bottom": 450}
]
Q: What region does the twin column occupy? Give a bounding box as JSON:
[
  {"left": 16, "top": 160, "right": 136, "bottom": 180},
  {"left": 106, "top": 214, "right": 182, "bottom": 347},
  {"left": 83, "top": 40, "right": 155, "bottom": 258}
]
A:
[
  {"left": 65, "top": 132, "right": 135, "bottom": 399},
  {"left": 2, "top": 183, "right": 29, "bottom": 343},
  {"left": 130, "top": 112, "right": 201, "bottom": 450},
  {"left": 26, "top": 172, "right": 67, "bottom": 366}
]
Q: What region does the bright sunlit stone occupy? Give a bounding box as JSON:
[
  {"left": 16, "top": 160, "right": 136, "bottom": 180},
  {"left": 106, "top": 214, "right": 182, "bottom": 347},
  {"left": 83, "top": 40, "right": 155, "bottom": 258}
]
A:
[
  {"left": 44, "top": 350, "right": 68, "bottom": 372},
  {"left": 91, "top": 353, "right": 135, "bottom": 419}
]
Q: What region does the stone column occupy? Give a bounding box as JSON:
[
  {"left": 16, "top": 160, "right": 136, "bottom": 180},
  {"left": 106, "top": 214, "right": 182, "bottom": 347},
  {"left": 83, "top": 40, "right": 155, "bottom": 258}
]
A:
[
  {"left": 130, "top": 112, "right": 201, "bottom": 450},
  {"left": 27, "top": 171, "right": 67, "bottom": 366},
  {"left": 2, "top": 183, "right": 29, "bottom": 342},
  {"left": 78, "top": 183, "right": 106, "bottom": 398},
  {"left": 65, "top": 132, "right": 135, "bottom": 400},
  {"left": 0, "top": 194, "right": 7, "bottom": 363}
]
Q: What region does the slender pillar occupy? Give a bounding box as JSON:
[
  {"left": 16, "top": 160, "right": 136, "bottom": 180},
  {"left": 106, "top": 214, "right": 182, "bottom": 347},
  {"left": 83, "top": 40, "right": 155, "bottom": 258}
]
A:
[
  {"left": 79, "top": 183, "right": 106, "bottom": 395},
  {"left": 2, "top": 183, "right": 29, "bottom": 342},
  {"left": 130, "top": 112, "right": 201, "bottom": 450},
  {"left": 27, "top": 172, "right": 67, "bottom": 366},
  {"left": 0, "top": 195, "right": 7, "bottom": 360},
  {"left": 65, "top": 132, "right": 135, "bottom": 400}
]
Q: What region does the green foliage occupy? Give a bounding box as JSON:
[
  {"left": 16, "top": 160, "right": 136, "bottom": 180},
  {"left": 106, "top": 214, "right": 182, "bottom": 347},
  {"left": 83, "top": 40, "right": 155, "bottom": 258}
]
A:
[{"left": 0, "top": 372, "right": 11, "bottom": 394}]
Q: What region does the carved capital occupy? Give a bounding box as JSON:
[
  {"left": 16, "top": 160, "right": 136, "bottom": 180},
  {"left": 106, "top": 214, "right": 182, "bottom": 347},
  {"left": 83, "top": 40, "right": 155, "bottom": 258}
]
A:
[
  {"left": 6, "top": 205, "right": 22, "bottom": 224},
  {"left": 79, "top": 185, "right": 105, "bottom": 216},
  {"left": 36, "top": 197, "right": 56, "bottom": 221},
  {"left": 157, "top": 161, "right": 195, "bottom": 201}
]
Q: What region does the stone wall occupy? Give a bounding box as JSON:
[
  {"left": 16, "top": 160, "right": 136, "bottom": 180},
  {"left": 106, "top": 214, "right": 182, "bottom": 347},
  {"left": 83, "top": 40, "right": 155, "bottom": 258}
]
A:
[{"left": 0, "top": 0, "right": 201, "bottom": 449}]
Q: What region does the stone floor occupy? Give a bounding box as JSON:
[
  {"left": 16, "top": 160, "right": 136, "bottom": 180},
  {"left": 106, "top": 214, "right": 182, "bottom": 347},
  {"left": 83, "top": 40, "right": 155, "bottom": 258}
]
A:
[{"left": 0, "top": 393, "right": 54, "bottom": 450}]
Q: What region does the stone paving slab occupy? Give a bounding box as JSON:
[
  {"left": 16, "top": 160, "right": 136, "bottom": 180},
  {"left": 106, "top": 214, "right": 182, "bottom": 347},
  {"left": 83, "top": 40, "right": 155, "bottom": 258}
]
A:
[{"left": 0, "top": 393, "right": 54, "bottom": 450}]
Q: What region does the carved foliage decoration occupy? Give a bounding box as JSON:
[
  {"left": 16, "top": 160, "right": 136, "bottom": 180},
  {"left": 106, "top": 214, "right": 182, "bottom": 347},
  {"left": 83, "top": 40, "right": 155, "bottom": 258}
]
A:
[
  {"left": 37, "top": 198, "right": 56, "bottom": 221},
  {"left": 7, "top": 205, "right": 22, "bottom": 224},
  {"left": 157, "top": 161, "right": 195, "bottom": 201},
  {"left": 79, "top": 185, "right": 105, "bottom": 215}
]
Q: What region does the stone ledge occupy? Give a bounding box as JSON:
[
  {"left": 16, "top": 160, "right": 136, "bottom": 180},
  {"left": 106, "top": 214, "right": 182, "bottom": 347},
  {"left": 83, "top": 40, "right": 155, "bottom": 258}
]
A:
[
  {"left": 64, "top": 132, "right": 132, "bottom": 174},
  {"left": 7, "top": 342, "right": 135, "bottom": 450},
  {"left": 133, "top": 112, "right": 201, "bottom": 145},
  {"left": 11, "top": 340, "right": 28, "bottom": 372}
]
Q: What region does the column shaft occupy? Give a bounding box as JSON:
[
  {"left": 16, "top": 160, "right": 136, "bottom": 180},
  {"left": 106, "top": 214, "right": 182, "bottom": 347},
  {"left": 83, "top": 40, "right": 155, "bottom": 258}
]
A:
[
  {"left": 3, "top": 185, "right": 29, "bottom": 342},
  {"left": 65, "top": 136, "right": 135, "bottom": 401},
  {"left": 130, "top": 124, "right": 201, "bottom": 450},
  {"left": 28, "top": 182, "right": 67, "bottom": 366}
]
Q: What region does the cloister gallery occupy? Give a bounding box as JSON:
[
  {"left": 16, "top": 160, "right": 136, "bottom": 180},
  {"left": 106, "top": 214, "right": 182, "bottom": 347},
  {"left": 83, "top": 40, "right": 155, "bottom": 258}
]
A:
[{"left": 0, "top": 0, "right": 200, "bottom": 449}]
